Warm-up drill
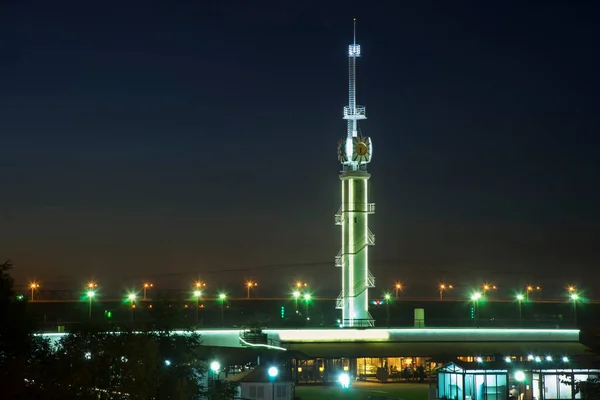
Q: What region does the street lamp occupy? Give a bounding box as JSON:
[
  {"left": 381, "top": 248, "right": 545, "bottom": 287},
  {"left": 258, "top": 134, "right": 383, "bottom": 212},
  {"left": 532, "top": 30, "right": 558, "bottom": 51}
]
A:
[
  {"left": 567, "top": 285, "right": 576, "bottom": 293},
  {"left": 471, "top": 292, "right": 482, "bottom": 326},
  {"left": 268, "top": 366, "right": 279, "bottom": 400},
  {"left": 304, "top": 294, "right": 311, "bottom": 320},
  {"left": 482, "top": 284, "right": 497, "bottom": 299},
  {"left": 128, "top": 293, "right": 136, "bottom": 322},
  {"left": 219, "top": 293, "right": 226, "bottom": 325},
  {"left": 246, "top": 281, "right": 258, "bottom": 299},
  {"left": 193, "top": 290, "right": 202, "bottom": 323},
  {"left": 29, "top": 282, "right": 40, "bottom": 302},
  {"left": 210, "top": 361, "right": 220, "bottom": 390},
  {"left": 439, "top": 284, "right": 453, "bottom": 300},
  {"left": 292, "top": 291, "right": 300, "bottom": 313},
  {"left": 384, "top": 293, "right": 391, "bottom": 327},
  {"left": 87, "top": 290, "right": 95, "bottom": 319},
  {"left": 570, "top": 293, "right": 579, "bottom": 326},
  {"left": 394, "top": 283, "right": 402, "bottom": 300},
  {"left": 516, "top": 294, "right": 524, "bottom": 325},
  {"left": 195, "top": 281, "right": 207, "bottom": 290},
  {"left": 295, "top": 281, "right": 308, "bottom": 289},
  {"left": 526, "top": 285, "right": 541, "bottom": 301},
  {"left": 143, "top": 282, "right": 153, "bottom": 300}
]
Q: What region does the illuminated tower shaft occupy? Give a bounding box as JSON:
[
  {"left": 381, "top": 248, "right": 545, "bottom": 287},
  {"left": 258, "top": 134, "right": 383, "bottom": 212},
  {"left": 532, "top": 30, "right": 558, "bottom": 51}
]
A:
[{"left": 335, "top": 20, "right": 375, "bottom": 328}]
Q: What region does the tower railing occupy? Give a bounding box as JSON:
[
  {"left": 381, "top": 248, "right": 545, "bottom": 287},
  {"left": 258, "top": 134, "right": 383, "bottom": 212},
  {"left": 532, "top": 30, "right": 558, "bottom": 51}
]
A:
[
  {"left": 334, "top": 206, "right": 344, "bottom": 225},
  {"left": 367, "top": 203, "right": 375, "bottom": 213},
  {"left": 343, "top": 106, "right": 366, "bottom": 119},
  {"left": 367, "top": 270, "right": 375, "bottom": 288},
  {"left": 335, "top": 249, "right": 344, "bottom": 267},
  {"left": 367, "top": 229, "right": 375, "bottom": 246},
  {"left": 336, "top": 291, "right": 344, "bottom": 309}
]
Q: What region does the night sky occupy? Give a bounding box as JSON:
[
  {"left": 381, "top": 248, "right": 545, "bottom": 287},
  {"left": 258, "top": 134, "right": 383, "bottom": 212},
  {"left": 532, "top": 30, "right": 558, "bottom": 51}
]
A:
[{"left": 1, "top": 1, "right": 598, "bottom": 297}]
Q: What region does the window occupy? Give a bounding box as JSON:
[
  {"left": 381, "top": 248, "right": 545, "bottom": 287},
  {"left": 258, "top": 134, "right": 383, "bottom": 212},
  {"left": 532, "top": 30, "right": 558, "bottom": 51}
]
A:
[
  {"left": 276, "top": 384, "right": 287, "bottom": 398},
  {"left": 248, "top": 385, "right": 265, "bottom": 399}
]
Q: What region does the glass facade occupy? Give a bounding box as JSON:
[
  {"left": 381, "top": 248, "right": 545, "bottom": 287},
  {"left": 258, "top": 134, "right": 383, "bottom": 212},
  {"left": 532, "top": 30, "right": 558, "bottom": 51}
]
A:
[{"left": 436, "top": 363, "right": 600, "bottom": 400}]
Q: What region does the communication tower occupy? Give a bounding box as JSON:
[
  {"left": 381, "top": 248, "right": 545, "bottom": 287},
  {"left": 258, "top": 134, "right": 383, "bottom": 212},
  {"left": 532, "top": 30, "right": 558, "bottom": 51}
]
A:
[{"left": 335, "top": 19, "right": 375, "bottom": 327}]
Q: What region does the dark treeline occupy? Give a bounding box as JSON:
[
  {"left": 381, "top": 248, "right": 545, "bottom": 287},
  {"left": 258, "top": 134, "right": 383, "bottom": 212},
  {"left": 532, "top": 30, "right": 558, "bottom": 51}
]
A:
[{"left": 0, "top": 259, "right": 237, "bottom": 399}]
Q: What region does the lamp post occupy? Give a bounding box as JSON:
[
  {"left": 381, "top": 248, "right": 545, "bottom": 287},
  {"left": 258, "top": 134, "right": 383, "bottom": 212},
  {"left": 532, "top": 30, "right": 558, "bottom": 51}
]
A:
[
  {"left": 210, "top": 361, "right": 220, "bottom": 390},
  {"left": 87, "top": 290, "right": 95, "bottom": 319},
  {"left": 295, "top": 281, "right": 308, "bottom": 289},
  {"left": 516, "top": 294, "right": 524, "bottom": 325},
  {"left": 128, "top": 293, "right": 136, "bottom": 323},
  {"left": 268, "top": 366, "right": 279, "bottom": 400},
  {"left": 304, "top": 294, "right": 311, "bottom": 320},
  {"left": 143, "top": 282, "right": 153, "bottom": 300},
  {"left": 471, "top": 292, "right": 482, "bottom": 326},
  {"left": 526, "top": 285, "right": 541, "bottom": 301},
  {"left": 219, "top": 293, "right": 226, "bottom": 325},
  {"left": 246, "top": 281, "right": 257, "bottom": 299},
  {"left": 394, "top": 283, "right": 402, "bottom": 300},
  {"left": 293, "top": 291, "right": 300, "bottom": 313},
  {"left": 384, "top": 293, "right": 391, "bottom": 327},
  {"left": 194, "top": 290, "right": 201, "bottom": 323},
  {"left": 570, "top": 293, "right": 579, "bottom": 326},
  {"left": 439, "top": 284, "right": 452, "bottom": 300},
  {"left": 482, "top": 284, "right": 497, "bottom": 299},
  {"left": 29, "top": 282, "right": 40, "bottom": 302}
]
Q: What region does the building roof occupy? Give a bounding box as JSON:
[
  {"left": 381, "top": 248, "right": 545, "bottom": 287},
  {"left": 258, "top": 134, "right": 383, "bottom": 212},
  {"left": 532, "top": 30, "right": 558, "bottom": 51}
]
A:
[
  {"left": 227, "top": 366, "right": 292, "bottom": 383},
  {"left": 286, "top": 341, "right": 592, "bottom": 359}
]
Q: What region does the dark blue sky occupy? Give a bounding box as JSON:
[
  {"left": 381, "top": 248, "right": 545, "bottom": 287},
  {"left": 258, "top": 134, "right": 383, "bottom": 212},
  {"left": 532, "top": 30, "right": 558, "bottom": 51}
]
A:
[{"left": 1, "top": 1, "right": 598, "bottom": 297}]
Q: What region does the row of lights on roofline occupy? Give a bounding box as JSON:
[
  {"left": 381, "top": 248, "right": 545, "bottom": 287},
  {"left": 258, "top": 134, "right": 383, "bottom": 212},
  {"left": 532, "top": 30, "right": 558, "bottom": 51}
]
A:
[
  {"left": 26, "top": 281, "right": 582, "bottom": 301},
  {"left": 474, "top": 356, "right": 570, "bottom": 363}
]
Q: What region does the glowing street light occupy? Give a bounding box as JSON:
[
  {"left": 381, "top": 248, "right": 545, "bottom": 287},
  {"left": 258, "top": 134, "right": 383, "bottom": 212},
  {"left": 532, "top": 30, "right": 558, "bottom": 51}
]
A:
[
  {"left": 439, "top": 284, "right": 453, "bottom": 300},
  {"left": 384, "top": 293, "right": 391, "bottom": 326},
  {"left": 516, "top": 294, "right": 525, "bottom": 324},
  {"left": 246, "top": 281, "right": 258, "bottom": 299},
  {"left": 567, "top": 285, "right": 576, "bottom": 293},
  {"left": 193, "top": 290, "right": 202, "bottom": 323},
  {"left": 87, "top": 290, "right": 95, "bottom": 319},
  {"left": 219, "top": 293, "right": 226, "bottom": 325},
  {"left": 194, "top": 281, "right": 207, "bottom": 289},
  {"left": 570, "top": 293, "right": 580, "bottom": 326},
  {"left": 127, "top": 293, "right": 136, "bottom": 322},
  {"left": 292, "top": 291, "right": 301, "bottom": 312},
  {"left": 471, "top": 292, "right": 482, "bottom": 325},
  {"left": 87, "top": 281, "right": 98, "bottom": 289},
  {"left": 29, "top": 282, "right": 40, "bottom": 302},
  {"left": 209, "top": 361, "right": 221, "bottom": 389},
  {"left": 394, "top": 283, "right": 402, "bottom": 299},
  {"left": 304, "top": 293, "right": 311, "bottom": 319},
  {"left": 143, "top": 282, "right": 153, "bottom": 300},
  {"left": 482, "top": 284, "right": 497, "bottom": 298},
  {"left": 526, "top": 285, "right": 541, "bottom": 301},
  {"left": 295, "top": 281, "right": 308, "bottom": 289},
  {"left": 268, "top": 366, "right": 279, "bottom": 400}
]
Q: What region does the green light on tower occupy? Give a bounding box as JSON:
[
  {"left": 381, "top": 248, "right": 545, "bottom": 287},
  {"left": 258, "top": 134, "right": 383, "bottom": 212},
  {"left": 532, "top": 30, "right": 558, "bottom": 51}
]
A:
[{"left": 281, "top": 306, "right": 285, "bottom": 319}]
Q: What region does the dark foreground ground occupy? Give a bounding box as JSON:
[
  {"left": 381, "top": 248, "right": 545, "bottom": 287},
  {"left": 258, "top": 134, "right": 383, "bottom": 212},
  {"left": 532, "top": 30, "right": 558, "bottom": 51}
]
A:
[{"left": 295, "top": 382, "right": 430, "bottom": 400}]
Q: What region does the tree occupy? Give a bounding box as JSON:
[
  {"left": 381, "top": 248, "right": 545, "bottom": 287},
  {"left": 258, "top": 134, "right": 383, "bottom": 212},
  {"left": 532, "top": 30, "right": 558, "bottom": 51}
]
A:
[{"left": 0, "top": 259, "right": 38, "bottom": 397}]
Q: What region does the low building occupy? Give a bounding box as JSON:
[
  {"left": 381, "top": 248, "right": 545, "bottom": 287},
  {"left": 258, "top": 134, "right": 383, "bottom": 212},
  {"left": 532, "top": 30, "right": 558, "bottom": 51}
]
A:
[
  {"left": 433, "top": 360, "right": 600, "bottom": 400},
  {"left": 227, "top": 365, "right": 294, "bottom": 400}
]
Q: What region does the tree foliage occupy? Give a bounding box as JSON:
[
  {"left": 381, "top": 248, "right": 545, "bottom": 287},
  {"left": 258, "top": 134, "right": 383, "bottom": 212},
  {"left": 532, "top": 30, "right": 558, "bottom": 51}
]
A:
[{"left": 1, "top": 259, "right": 238, "bottom": 399}]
